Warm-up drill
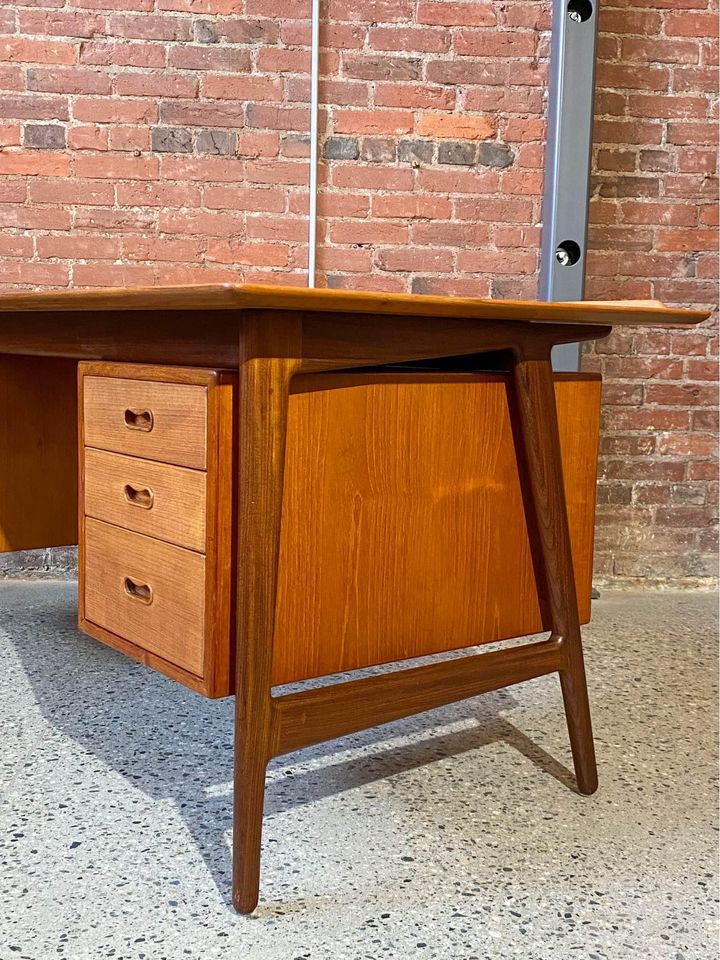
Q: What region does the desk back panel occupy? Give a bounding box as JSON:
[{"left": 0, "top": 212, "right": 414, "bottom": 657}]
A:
[
  {"left": 273, "top": 373, "right": 601, "bottom": 686},
  {"left": 0, "top": 355, "right": 78, "bottom": 553}
]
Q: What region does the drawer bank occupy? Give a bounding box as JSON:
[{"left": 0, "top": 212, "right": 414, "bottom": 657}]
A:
[
  {"left": 0, "top": 284, "right": 707, "bottom": 913},
  {"left": 78, "top": 361, "right": 601, "bottom": 697}
]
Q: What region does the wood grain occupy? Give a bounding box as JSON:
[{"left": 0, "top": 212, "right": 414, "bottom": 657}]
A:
[
  {"left": 271, "top": 373, "right": 601, "bottom": 686},
  {"left": 0, "top": 355, "right": 77, "bottom": 552},
  {"left": 78, "top": 361, "right": 235, "bottom": 698},
  {"left": 83, "top": 517, "right": 206, "bottom": 676},
  {"left": 232, "top": 312, "right": 302, "bottom": 915},
  {"left": 83, "top": 375, "right": 208, "bottom": 469},
  {"left": 508, "top": 353, "right": 598, "bottom": 795},
  {"left": 272, "top": 636, "right": 563, "bottom": 756},
  {"left": 83, "top": 448, "right": 207, "bottom": 552},
  {"left": 0, "top": 283, "right": 707, "bottom": 328}
]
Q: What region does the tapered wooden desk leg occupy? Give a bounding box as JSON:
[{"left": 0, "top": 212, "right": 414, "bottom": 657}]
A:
[
  {"left": 509, "top": 351, "right": 599, "bottom": 796},
  {"left": 232, "top": 330, "right": 301, "bottom": 914}
]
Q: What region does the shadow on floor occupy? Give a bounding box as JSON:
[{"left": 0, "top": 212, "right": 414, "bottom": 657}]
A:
[{"left": 3, "top": 583, "right": 575, "bottom": 905}]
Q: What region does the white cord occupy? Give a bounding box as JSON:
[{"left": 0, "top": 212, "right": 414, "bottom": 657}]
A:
[{"left": 307, "top": 0, "right": 320, "bottom": 288}]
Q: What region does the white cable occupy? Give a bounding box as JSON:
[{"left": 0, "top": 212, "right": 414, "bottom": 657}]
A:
[{"left": 307, "top": 0, "right": 320, "bottom": 288}]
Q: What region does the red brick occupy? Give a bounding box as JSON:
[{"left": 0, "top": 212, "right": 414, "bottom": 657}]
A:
[
  {"left": 655, "top": 229, "right": 717, "bottom": 252},
  {"left": 620, "top": 201, "right": 698, "bottom": 227},
  {"left": 0, "top": 95, "right": 69, "bottom": 122},
  {"left": 0, "top": 261, "right": 70, "bottom": 286},
  {"left": 108, "top": 14, "right": 192, "bottom": 41},
  {"left": 236, "top": 131, "right": 280, "bottom": 158},
  {"left": 418, "top": 167, "right": 499, "bottom": 195},
  {"left": 117, "top": 181, "right": 202, "bottom": 208},
  {"left": 410, "top": 221, "right": 490, "bottom": 247},
  {"left": 0, "top": 151, "right": 69, "bottom": 176},
  {"left": 686, "top": 359, "right": 720, "bottom": 381},
  {"left": 207, "top": 239, "right": 290, "bottom": 267},
  {"left": 160, "top": 100, "right": 245, "bottom": 128},
  {"left": 665, "top": 12, "right": 719, "bottom": 38},
  {"left": 417, "top": 1, "right": 495, "bottom": 27},
  {"left": 80, "top": 42, "right": 167, "bottom": 69},
  {"left": 368, "top": 26, "right": 450, "bottom": 53},
  {"left": 0, "top": 124, "right": 22, "bottom": 147},
  {"left": 68, "top": 125, "right": 108, "bottom": 150},
  {"left": 335, "top": 109, "right": 413, "bottom": 136},
  {"left": 454, "top": 29, "right": 536, "bottom": 58},
  {"left": 203, "top": 75, "right": 283, "bottom": 101},
  {"left": 416, "top": 114, "right": 496, "bottom": 140},
  {"left": 376, "top": 247, "right": 453, "bottom": 273},
  {"left": 0, "top": 205, "right": 71, "bottom": 231},
  {"left": 333, "top": 165, "right": 414, "bottom": 191},
  {"left": 20, "top": 10, "right": 108, "bottom": 39},
  {"left": 75, "top": 153, "right": 159, "bottom": 179},
  {"left": 123, "top": 236, "right": 203, "bottom": 262},
  {"left": 247, "top": 215, "right": 308, "bottom": 243},
  {"left": 29, "top": 178, "right": 114, "bottom": 204},
  {"left": 74, "top": 263, "right": 155, "bottom": 285},
  {"left": 622, "top": 37, "right": 700, "bottom": 65},
  {"left": 0, "top": 38, "right": 77, "bottom": 65},
  {"left": 159, "top": 209, "right": 244, "bottom": 237},
  {"left": 458, "top": 249, "right": 537, "bottom": 275},
  {"left": 169, "top": 46, "right": 252, "bottom": 73},
  {"left": 114, "top": 72, "right": 198, "bottom": 98},
  {"left": 247, "top": 158, "right": 309, "bottom": 186},
  {"left": 426, "top": 60, "right": 508, "bottom": 86},
  {"left": 108, "top": 125, "right": 150, "bottom": 152},
  {"left": 330, "top": 220, "right": 408, "bottom": 245},
  {"left": 28, "top": 67, "right": 111, "bottom": 94},
  {"left": 37, "top": 234, "right": 121, "bottom": 260},
  {"left": 160, "top": 155, "right": 244, "bottom": 183},
  {"left": 74, "top": 97, "right": 157, "bottom": 123},
  {"left": 374, "top": 83, "right": 455, "bottom": 110},
  {"left": 0, "top": 67, "right": 23, "bottom": 92},
  {"left": 204, "top": 185, "right": 284, "bottom": 213},
  {"left": 328, "top": 0, "right": 413, "bottom": 22},
  {"left": 0, "top": 235, "right": 33, "bottom": 258},
  {"left": 372, "top": 194, "right": 451, "bottom": 220}
]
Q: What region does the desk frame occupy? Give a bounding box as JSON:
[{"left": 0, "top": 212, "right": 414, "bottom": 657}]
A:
[
  {"left": 232, "top": 311, "right": 605, "bottom": 913},
  {"left": 0, "top": 285, "right": 705, "bottom": 914}
]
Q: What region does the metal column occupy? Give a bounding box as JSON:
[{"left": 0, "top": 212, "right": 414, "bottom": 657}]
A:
[{"left": 539, "top": 0, "right": 600, "bottom": 371}]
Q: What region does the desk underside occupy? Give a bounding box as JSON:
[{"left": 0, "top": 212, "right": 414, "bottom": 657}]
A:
[{"left": 1, "top": 357, "right": 599, "bottom": 686}]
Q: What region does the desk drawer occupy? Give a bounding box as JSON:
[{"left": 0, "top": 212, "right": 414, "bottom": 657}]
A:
[
  {"left": 84, "top": 448, "right": 207, "bottom": 552},
  {"left": 83, "top": 375, "right": 207, "bottom": 469},
  {"left": 83, "top": 518, "right": 206, "bottom": 676},
  {"left": 78, "top": 361, "right": 236, "bottom": 698}
]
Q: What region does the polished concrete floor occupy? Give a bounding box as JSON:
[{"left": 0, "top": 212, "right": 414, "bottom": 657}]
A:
[{"left": 0, "top": 583, "right": 717, "bottom": 960}]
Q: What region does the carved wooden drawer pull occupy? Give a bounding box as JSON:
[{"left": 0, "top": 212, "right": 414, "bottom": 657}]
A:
[
  {"left": 123, "top": 407, "right": 154, "bottom": 432},
  {"left": 123, "top": 483, "right": 154, "bottom": 510},
  {"left": 123, "top": 576, "right": 153, "bottom": 605}
]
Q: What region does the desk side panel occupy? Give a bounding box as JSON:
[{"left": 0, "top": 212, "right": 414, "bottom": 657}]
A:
[
  {"left": 0, "top": 355, "right": 78, "bottom": 552},
  {"left": 273, "top": 374, "right": 601, "bottom": 686}
]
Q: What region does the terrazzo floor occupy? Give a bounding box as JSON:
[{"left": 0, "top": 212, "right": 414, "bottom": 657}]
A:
[{"left": 0, "top": 583, "right": 717, "bottom": 960}]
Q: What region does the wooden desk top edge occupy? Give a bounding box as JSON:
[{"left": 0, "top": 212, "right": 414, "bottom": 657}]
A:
[{"left": 0, "top": 283, "right": 709, "bottom": 328}]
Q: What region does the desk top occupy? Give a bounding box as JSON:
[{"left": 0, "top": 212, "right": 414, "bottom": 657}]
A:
[{"left": 0, "top": 283, "right": 709, "bottom": 327}]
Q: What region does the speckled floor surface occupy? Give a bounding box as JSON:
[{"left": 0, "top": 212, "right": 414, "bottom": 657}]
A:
[{"left": 0, "top": 583, "right": 717, "bottom": 960}]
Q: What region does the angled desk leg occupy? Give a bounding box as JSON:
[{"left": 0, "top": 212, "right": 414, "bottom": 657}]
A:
[
  {"left": 508, "top": 345, "right": 598, "bottom": 796},
  {"left": 232, "top": 314, "right": 302, "bottom": 914}
]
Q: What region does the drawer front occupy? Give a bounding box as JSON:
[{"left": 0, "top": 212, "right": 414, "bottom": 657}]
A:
[
  {"left": 84, "top": 448, "right": 207, "bottom": 552},
  {"left": 83, "top": 376, "right": 207, "bottom": 469},
  {"left": 83, "top": 518, "right": 206, "bottom": 676}
]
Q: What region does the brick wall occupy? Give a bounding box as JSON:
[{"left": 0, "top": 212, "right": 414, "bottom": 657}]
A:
[{"left": 0, "top": 0, "right": 717, "bottom": 582}]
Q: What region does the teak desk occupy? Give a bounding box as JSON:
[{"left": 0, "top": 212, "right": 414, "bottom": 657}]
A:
[{"left": 0, "top": 285, "right": 707, "bottom": 913}]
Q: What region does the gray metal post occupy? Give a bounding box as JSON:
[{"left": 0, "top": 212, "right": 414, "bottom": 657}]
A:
[{"left": 539, "top": 0, "right": 600, "bottom": 371}]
